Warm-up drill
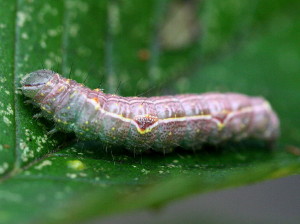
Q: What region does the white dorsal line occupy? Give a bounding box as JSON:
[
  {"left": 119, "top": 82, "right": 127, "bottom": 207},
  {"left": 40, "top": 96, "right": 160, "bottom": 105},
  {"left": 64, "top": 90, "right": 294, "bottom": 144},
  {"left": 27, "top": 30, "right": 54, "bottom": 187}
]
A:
[
  {"left": 56, "top": 74, "right": 253, "bottom": 106},
  {"left": 52, "top": 75, "right": 271, "bottom": 134},
  {"left": 55, "top": 75, "right": 241, "bottom": 105},
  {"left": 100, "top": 94, "right": 236, "bottom": 105}
]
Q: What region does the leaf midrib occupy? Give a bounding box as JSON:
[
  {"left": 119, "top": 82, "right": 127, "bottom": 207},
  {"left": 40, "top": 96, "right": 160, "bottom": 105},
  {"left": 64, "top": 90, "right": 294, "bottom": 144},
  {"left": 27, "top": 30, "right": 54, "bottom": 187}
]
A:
[
  {"left": 12, "top": 0, "right": 20, "bottom": 171},
  {"left": 1, "top": 0, "right": 69, "bottom": 183}
]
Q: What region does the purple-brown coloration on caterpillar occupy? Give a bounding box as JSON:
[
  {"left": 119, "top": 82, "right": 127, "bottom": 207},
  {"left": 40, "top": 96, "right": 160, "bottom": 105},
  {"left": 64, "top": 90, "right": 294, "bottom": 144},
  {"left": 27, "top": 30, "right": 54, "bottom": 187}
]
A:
[{"left": 20, "top": 70, "right": 280, "bottom": 153}]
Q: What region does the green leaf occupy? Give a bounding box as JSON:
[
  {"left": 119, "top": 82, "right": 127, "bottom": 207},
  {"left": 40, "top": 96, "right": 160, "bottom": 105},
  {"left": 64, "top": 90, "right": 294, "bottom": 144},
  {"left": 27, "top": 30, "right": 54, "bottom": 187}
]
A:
[{"left": 0, "top": 0, "right": 300, "bottom": 224}]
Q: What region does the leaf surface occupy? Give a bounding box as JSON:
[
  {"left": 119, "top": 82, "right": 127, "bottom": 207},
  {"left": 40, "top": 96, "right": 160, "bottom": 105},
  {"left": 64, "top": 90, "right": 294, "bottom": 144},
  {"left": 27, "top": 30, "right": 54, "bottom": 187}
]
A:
[{"left": 0, "top": 0, "right": 299, "bottom": 224}]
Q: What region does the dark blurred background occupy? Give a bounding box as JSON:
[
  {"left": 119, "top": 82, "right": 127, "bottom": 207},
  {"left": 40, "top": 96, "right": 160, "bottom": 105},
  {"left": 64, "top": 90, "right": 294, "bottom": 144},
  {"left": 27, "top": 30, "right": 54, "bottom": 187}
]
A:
[{"left": 93, "top": 176, "right": 300, "bottom": 224}]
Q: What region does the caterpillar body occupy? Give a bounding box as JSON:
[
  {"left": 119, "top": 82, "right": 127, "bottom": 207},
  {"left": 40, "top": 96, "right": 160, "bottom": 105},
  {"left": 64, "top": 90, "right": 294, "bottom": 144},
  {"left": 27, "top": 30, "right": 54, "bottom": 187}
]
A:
[{"left": 20, "top": 70, "right": 280, "bottom": 153}]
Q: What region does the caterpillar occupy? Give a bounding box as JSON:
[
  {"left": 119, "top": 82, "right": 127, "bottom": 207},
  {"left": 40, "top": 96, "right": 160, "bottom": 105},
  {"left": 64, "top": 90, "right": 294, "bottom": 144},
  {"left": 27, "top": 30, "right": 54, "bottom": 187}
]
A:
[{"left": 20, "top": 70, "right": 280, "bottom": 153}]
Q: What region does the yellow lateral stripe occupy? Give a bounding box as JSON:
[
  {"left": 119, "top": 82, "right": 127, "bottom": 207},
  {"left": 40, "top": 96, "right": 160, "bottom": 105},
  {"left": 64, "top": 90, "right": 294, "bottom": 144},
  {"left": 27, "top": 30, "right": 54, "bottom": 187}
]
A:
[{"left": 87, "top": 98, "right": 270, "bottom": 134}]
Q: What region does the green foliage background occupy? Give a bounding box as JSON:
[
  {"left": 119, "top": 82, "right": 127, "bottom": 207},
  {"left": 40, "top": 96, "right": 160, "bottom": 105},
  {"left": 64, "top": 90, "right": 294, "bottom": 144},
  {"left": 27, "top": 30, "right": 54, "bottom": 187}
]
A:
[{"left": 0, "top": 0, "right": 299, "bottom": 223}]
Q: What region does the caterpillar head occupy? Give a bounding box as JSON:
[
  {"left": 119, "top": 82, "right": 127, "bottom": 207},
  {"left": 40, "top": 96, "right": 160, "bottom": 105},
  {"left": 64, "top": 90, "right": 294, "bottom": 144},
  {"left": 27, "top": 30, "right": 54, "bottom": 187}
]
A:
[{"left": 20, "top": 69, "right": 55, "bottom": 98}]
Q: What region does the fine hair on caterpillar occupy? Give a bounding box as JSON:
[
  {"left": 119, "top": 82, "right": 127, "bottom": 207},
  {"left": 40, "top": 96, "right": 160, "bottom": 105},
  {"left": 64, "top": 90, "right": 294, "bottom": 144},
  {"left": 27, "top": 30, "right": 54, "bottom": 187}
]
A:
[{"left": 20, "top": 69, "right": 280, "bottom": 154}]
